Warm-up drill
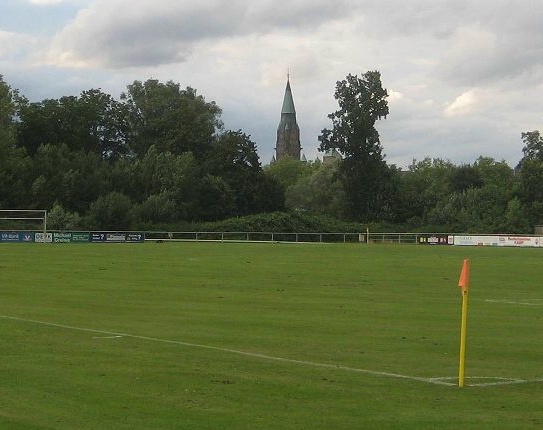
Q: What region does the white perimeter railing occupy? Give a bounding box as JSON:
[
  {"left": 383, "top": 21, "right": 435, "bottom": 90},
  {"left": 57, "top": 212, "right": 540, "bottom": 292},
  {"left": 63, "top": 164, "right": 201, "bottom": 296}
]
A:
[{"left": 144, "top": 231, "right": 425, "bottom": 244}]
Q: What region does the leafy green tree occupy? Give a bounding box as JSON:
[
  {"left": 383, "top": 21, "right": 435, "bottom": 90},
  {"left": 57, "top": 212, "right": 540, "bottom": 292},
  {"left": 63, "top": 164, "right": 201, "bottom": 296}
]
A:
[
  {"left": 505, "top": 197, "right": 532, "bottom": 233},
  {"left": 396, "top": 158, "right": 455, "bottom": 227},
  {"left": 106, "top": 156, "right": 140, "bottom": 201},
  {"left": 138, "top": 146, "right": 198, "bottom": 197},
  {"left": 249, "top": 174, "right": 286, "bottom": 215},
  {"left": 194, "top": 175, "right": 235, "bottom": 221},
  {"left": 17, "top": 90, "right": 128, "bottom": 160},
  {"left": 516, "top": 131, "right": 543, "bottom": 228},
  {"left": 30, "top": 144, "right": 106, "bottom": 213},
  {"left": 87, "top": 191, "right": 133, "bottom": 230},
  {"left": 519, "top": 131, "right": 543, "bottom": 165},
  {"left": 407, "top": 156, "right": 522, "bottom": 233},
  {"left": 204, "top": 131, "right": 283, "bottom": 216},
  {"left": 264, "top": 157, "right": 320, "bottom": 191},
  {"left": 285, "top": 159, "right": 346, "bottom": 218},
  {"left": 473, "top": 156, "right": 515, "bottom": 190},
  {"left": 319, "top": 71, "right": 392, "bottom": 221},
  {"left": 449, "top": 164, "right": 483, "bottom": 193},
  {"left": 473, "top": 157, "right": 520, "bottom": 232},
  {"left": 133, "top": 192, "right": 178, "bottom": 226},
  {"left": 0, "top": 75, "right": 18, "bottom": 146},
  {"left": 0, "top": 75, "right": 31, "bottom": 208},
  {"left": 47, "top": 203, "right": 82, "bottom": 230},
  {"left": 122, "top": 79, "right": 222, "bottom": 158},
  {"left": 17, "top": 99, "right": 61, "bottom": 155},
  {"left": 517, "top": 157, "right": 543, "bottom": 226},
  {"left": 135, "top": 146, "right": 202, "bottom": 220},
  {"left": 77, "top": 89, "right": 130, "bottom": 161}
]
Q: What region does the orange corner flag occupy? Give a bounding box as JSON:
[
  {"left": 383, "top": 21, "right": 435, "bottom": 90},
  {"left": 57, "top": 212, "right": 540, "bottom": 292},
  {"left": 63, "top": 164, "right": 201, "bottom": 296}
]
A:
[{"left": 458, "top": 259, "right": 470, "bottom": 292}]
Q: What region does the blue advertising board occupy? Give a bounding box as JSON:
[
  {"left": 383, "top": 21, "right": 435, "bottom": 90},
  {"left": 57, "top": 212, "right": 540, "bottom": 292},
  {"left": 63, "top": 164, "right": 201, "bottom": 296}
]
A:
[
  {"left": 0, "top": 231, "right": 35, "bottom": 242},
  {"left": 91, "top": 232, "right": 145, "bottom": 243},
  {"left": 126, "top": 233, "right": 144, "bottom": 242},
  {"left": 91, "top": 232, "right": 107, "bottom": 242},
  {"left": 1, "top": 231, "right": 143, "bottom": 243}
]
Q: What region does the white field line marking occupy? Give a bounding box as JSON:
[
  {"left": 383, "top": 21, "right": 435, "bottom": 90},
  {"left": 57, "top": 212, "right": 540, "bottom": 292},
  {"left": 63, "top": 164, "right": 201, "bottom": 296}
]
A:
[
  {"left": 93, "top": 335, "right": 123, "bottom": 339},
  {"left": 430, "top": 376, "right": 543, "bottom": 387},
  {"left": 485, "top": 299, "right": 543, "bottom": 306},
  {"left": 1, "top": 314, "right": 541, "bottom": 388}
]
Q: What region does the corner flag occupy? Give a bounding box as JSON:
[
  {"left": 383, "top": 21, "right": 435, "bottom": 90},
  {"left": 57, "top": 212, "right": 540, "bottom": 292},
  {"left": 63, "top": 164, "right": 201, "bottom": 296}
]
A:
[
  {"left": 458, "top": 258, "right": 470, "bottom": 387},
  {"left": 458, "top": 259, "right": 470, "bottom": 292}
]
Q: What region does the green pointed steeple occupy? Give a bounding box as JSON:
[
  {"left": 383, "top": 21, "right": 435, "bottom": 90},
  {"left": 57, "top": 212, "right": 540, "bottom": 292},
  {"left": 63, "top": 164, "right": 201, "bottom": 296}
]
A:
[
  {"left": 281, "top": 79, "right": 296, "bottom": 114},
  {"left": 275, "top": 75, "right": 301, "bottom": 161}
]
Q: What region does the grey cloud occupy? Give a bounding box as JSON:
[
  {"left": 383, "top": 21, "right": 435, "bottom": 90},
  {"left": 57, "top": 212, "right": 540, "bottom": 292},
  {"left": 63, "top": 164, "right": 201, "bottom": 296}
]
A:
[
  {"left": 47, "top": 0, "right": 358, "bottom": 68},
  {"left": 351, "top": 0, "right": 543, "bottom": 86},
  {"left": 437, "top": 22, "right": 543, "bottom": 86}
]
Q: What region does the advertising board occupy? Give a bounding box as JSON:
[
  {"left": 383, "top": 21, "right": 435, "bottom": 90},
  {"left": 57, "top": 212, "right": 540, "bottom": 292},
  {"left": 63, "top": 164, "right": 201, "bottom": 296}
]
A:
[
  {"left": 453, "top": 235, "right": 542, "bottom": 247},
  {"left": 71, "top": 232, "right": 90, "bottom": 242},
  {"left": 453, "top": 235, "right": 499, "bottom": 246},
  {"left": 53, "top": 232, "right": 72, "bottom": 243},
  {"left": 106, "top": 233, "right": 128, "bottom": 242},
  {"left": 497, "top": 236, "right": 541, "bottom": 247},
  {"left": 34, "top": 232, "right": 53, "bottom": 243},
  {"left": 90, "top": 232, "right": 145, "bottom": 243},
  {"left": 418, "top": 234, "right": 451, "bottom": 245},
  {"left": 126, "top": 233, "right": 144, "bottom": 242},
  {"left": 0, "top": 231, "right": 34, "bottom": 242}
]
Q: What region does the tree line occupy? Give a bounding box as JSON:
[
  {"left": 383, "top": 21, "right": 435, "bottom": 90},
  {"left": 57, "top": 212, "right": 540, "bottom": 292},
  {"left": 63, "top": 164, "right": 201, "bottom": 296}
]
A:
[{"left": 1, "top": 73, "right": 542, "bottom": 233}]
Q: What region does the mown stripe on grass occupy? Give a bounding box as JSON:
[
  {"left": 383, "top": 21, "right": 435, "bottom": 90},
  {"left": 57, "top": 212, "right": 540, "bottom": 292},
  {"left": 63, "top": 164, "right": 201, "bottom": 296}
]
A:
[{"left": 2, "top": 314, "right": 541, "bottom": 388}]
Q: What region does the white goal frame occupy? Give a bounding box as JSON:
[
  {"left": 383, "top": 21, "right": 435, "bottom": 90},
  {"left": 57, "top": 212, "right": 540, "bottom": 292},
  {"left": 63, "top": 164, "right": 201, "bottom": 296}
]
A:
[{"left": 0, "top": 209, "right": 47, "bottom": 242}]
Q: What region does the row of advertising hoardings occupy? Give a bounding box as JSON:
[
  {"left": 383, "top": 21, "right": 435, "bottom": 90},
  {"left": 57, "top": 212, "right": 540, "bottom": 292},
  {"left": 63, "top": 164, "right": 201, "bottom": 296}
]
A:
[
  {"left": 418, "top": 234, "right": 542, "bottom": 247},
  {"left": 1, "top": 231, "right": 542, "bottom": 247},
  {"left": 0, "top": 231, "right": 144, "bottom": 243}
]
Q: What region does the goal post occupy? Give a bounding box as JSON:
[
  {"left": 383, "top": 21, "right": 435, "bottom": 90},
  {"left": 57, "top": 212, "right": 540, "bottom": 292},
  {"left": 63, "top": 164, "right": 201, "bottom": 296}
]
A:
[{"left": 0, "top": 209, "right": 47, "bottom": 242}]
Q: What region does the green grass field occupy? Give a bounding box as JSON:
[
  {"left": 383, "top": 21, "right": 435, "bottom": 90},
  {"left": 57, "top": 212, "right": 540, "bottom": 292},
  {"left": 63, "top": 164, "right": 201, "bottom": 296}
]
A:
[{"left": 1, "top": 242, "right": 542, "bottom": 429}]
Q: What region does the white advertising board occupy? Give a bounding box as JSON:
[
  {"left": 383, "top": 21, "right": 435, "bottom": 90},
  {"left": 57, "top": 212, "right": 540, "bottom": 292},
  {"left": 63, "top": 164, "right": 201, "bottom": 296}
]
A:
[
  {"left": 34, "top": 232, "right": 53, "bottom": 243},
  {"left": 453, "top": 235, "right": 542, "bottom": 247},
  {"left": 453, "top": 236, "right": 500, "bottom": 246},
  {"left": 497, "top": 236, "right": 541, "bottom": 248}
]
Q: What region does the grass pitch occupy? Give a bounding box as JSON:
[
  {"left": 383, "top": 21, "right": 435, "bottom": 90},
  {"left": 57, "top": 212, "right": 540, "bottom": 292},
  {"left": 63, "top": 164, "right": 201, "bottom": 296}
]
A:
[{"left": 1, "top": 242, "right": 542, "bottom": 429}]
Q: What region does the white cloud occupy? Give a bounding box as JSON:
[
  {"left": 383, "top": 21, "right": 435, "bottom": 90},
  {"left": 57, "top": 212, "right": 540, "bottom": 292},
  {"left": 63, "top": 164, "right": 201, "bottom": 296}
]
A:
[
  {"left": 388, "top": 90, "right": 403, "bottom": 104},
  {"left": 0, "top": 30, "right": 37, "bottom": 59},
  {"left": 444, "top": 89, "right": 479, "bottom": 117},
  {"left": 44, "top": 0, "right": 358, "bottom": 69}
]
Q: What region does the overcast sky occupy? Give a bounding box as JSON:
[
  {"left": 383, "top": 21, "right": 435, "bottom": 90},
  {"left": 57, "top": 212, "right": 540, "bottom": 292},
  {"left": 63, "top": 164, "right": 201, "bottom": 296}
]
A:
[{"left": 2, "top": 0, "right": 543, "bottom": 168}]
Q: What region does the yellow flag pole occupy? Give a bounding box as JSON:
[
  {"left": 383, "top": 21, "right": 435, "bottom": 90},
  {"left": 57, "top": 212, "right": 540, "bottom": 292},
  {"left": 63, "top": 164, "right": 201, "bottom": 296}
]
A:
[{"left": 458, "top": 259, "right": 470, "bottom": 388}]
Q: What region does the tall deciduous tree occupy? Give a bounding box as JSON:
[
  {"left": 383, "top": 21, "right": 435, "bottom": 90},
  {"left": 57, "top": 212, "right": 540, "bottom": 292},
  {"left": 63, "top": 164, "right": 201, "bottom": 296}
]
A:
[
  {"left": 122, "top": 79, "right": 222, "bottom": 159},
  {"left": 204, "top": 131, "right": 283, "bottom": 216},
  {"left": 0, "top": 75, "right": 17, "bottom": 147},
  {"left": 319, "top": 71, "right": 392, "bottom": 221},
  {"left": 285, "top": 159, "right": 346, "bottom": 218},
  {"left": 517, "top": 131, "right": 543, "bottom": 228},
  {"left": 264, "top": 156, "right": 320, "bottom": 192},
  {"left": 17, "top": 89, "right": 128, "bottom": 160},
  {"left": 0, "top": 75, "right": 31, "bottom": 208},
  {"left": 519, "top": 131, "right": 543, "bottom": 164}
]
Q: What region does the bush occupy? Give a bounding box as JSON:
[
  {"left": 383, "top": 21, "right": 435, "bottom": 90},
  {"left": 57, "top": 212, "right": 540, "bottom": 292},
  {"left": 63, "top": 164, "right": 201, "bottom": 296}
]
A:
[{"left": 191, "top": 212, "right": 362, "bottom": 233}]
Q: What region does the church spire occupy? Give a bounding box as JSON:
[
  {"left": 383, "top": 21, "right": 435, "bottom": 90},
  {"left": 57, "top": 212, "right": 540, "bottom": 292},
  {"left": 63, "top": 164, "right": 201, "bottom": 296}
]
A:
[
  {"left": 275, "top": 74, "right": 301, "bottom": 161},
  {"left": 281, "top": 76, "right": 296, "bottom": 115}
]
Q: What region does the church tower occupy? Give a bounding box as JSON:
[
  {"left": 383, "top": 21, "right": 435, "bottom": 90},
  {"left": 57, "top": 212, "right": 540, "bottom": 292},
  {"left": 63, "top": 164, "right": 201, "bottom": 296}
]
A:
[{"left": 275, "top": 75, "right": 301, "bottom": 161}]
